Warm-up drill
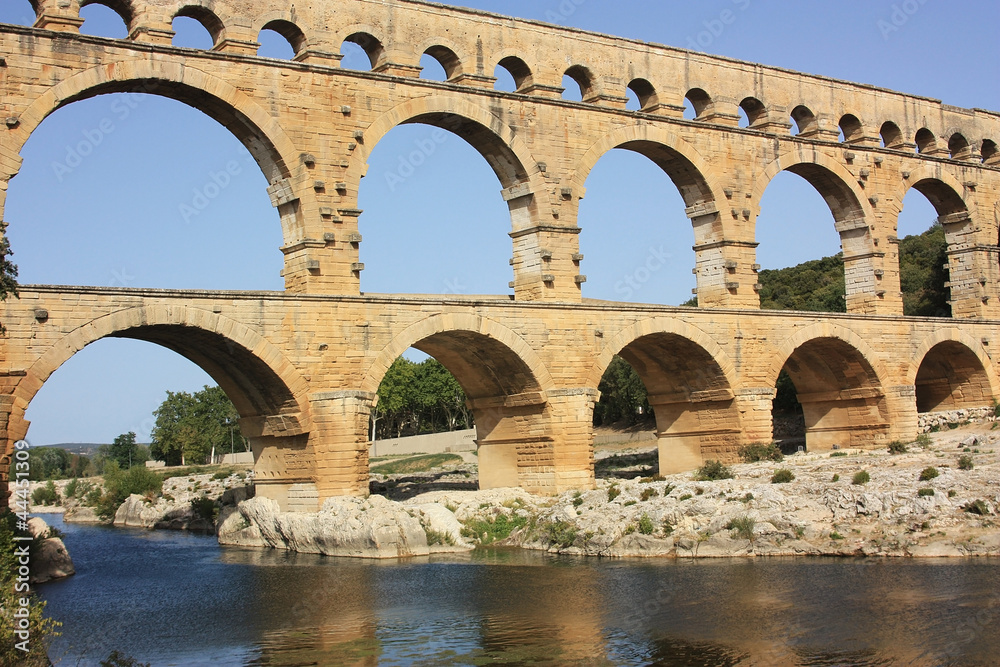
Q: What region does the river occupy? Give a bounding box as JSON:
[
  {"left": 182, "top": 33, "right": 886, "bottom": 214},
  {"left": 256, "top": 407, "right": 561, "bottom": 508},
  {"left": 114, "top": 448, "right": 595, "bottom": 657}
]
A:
[{"left": 34, "top": 514, "right": 1000, "bottom": 666}]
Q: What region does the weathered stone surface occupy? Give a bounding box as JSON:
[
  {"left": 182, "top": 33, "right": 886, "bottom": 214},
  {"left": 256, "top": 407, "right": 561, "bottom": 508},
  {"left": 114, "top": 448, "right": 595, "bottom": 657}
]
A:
[
  {"left": 219, "top": 496, "right": 431, "bottom": 558},
  {"left": 25, "top": 517, "right": 75, "bottom": 583}
]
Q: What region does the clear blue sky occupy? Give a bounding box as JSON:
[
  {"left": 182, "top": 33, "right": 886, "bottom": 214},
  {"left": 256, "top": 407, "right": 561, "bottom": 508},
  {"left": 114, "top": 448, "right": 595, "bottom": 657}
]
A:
[{"left": 1, "top": 0, "right": 997, "bottom": 445}]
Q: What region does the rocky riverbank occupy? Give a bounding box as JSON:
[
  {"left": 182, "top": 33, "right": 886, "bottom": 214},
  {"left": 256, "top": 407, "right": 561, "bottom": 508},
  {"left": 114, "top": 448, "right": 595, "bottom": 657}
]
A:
[{"left": 223, "top": 422, "right": 1000, "bottom": 559}]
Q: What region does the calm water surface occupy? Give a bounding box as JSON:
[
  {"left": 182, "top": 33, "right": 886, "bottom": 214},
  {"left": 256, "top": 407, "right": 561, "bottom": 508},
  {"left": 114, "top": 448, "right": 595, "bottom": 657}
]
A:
[{"left": 35, "top": 515, "right": 1000, "bottom": 666}]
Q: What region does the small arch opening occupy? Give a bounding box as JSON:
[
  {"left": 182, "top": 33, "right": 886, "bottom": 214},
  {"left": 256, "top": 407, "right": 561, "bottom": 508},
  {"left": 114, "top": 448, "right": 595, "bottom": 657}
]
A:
[
  {"left": 257, "top": 20, "right": 306, "bottom": 60},
  {"left": 684, "top": 88, "right": 712, "bottom": 119},
  {"left": 627, "top": 79, "right": 658, "bottom": 112},
  {"left": 880, "top": 121, "right": 904, "bottom": 149},
  {"left": 341, "top": 32, "right": 384, "bottom": 70},
  {"left": 79, "top": 2, "right": 129, "bottom": 38},
  {"left": 563, "top": 65, "right": 595, "bottom": 102},
  {"left": 915, "top": 128, "right": 938, "bottom": 155},
  {"left": 495, "top": 56, "right": 532, "bottom": 92},
  {"left": 790, "top": 105, "right": 816, "bottom": 136},
  {"left": 982, "top": 139, "right": 999, "bottom": 165},
  {"left": 948, "top": 133, "right": 971, "bottom": 160},
  {"left": 839, "top": 114, "right": 863, "bottom": 144},
  {"left": 916, "top": 342, "right": 993, "bottom": 414},
  {"left": 739, "top": 97, "right": 766, "bottom": 128},
  {"left": 172, "top": 7, "right": 223, "bottom": 49},
  {"left": 421, "top": 45, "right": 462, "bottom": 81},
  {"left": 0, "top": 0, "right": 36, "bottom": 26}
]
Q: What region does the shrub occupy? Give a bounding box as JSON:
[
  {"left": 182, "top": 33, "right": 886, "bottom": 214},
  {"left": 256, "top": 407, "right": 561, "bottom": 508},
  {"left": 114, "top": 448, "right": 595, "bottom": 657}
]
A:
[
  {"left": 546, "top": 520, "right": 578, "bottom": 548},
  {"left": 572, "top": 494, "right": 584, "bottom": 508},
  {"left": 97, "top": 462, "right": 164, "bottom": 519},
  {"left": 918, "top": 488, "right": 935, "bottom": 497},
  {"left": 638, "top": 514, "right": 655, "bottom": 535},
  {"left": 958, "top": 455, "right": 974, "bottom": 471},
  {"left": 915, "top": 433, "right": 932, "bottom": 448},
  {"left": 888, "top": 441, "right": 908, "bottom": 455},
  {"left": 190, "top": 496, "right": 218, "bottom": 524},
  {"left": 741, "top": 493, "right": 755, "bottom": 503},
  {"left": 679, "top": 493, "right": 693, "bottom": 501},
  {"left": 425, "top": 528, "right": 455, "bottom": 546},
  {"left": 832, "top": 474, "right": 841, "bottom": 482},
  {"left": 607, "top": 485, "right": 621, "bottom": 502},
  {"left": 830, "top": 451, "right": 848, "bottom": 458},
  {"left": 64, "top": 478, "right": 79, "bottom": 498},
  {"left": 31, "top": 480, "right": 59, "bottom": 506},
  {"left": 830, "top": 531, "right": 845, "bottom": 540},
  {"left": 771, "top": 469, "right": 795, "bottom": 484},
  {"left": 948, "top": 490, "right": 958, "bottom": 498},
  {"left": 640, "top": 488, "right": 659, "bottom": 501},
  {"left": 852, "top": 471, "right": 870, "bottom": 485},
  {"left": 661, "top": 519, "right": 675, "bottom": 536},
  {"left": 695, "top": 460, "right": 734, "bottom": 481},
  {"left": 963, "top": 500, "right": 991, "bottom": 516},
  {"left": 919, "top": 467, "right": 939, "bottom": 482},
  {"left": 727, "top": 515, "right": 756, "bottom": 541},
  {"left": 212, "top": 471, "right": 230, "bottom": 480},
  {"left": 738, "top": 442, "right": 784, "bottom": 463},
  {"left": 623, "top": 500, "right": 637, "bottom": 507},
  {"left": 461, "top": 513, "right": 528, "bottom": 545}
]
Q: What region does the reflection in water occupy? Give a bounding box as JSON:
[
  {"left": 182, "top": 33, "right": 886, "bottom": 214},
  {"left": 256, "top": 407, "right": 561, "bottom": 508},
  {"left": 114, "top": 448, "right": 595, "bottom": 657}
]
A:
[{"left": 36, "top": 517, "right": 1000, "bottom": 666}]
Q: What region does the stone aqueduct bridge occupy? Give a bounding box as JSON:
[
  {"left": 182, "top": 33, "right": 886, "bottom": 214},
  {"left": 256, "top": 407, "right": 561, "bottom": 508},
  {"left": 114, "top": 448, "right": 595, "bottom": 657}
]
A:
[{"left": 1, "top": 0, "right": 1000, "bottom": 511}]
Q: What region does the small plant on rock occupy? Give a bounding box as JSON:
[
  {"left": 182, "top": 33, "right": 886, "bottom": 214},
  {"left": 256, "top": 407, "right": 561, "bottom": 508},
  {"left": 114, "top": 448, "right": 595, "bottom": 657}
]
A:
[
  {"left": 640, "top": 487, "right": 659, "bottom": 501},
  {"left": 738, "top": 442, "right": 784, "bottom": 463},
  {"left": 695, "top": 460, "right": 734, "bottom": 481},
  {"left": 919, "top": 467, "right": 939, "bottom": 482},
  {"left": 852, "top": 471, "right": 871, "bottom": 485},
  {"left": 638, "top": 513, "right": 655, "bottom": 535},
  {"left": 888, "top": 441, "right": 908, "bottom": 455},
  {"left": 726, "top": 515, "right": 756, "bottom": 541},
  {"left": 832, "top": 474, "right": 840, "bottom": 482},
  {"left": 771, "top": 469, "right": 795, "bottom": 484},
  {"left": 918, "top": 488, "right": 935, "bottom": 497},
  {"left": 963, "top": 499, "right": 991, "bottom": 516},
  {"left": 607, "top": 485, "right": 621, "bottom": 502},
  {"left": 958, "top": 455, "right": 974, "bottom": 471},
  {"left": 915, "top": 433, "right": 932, "bottom": 448}
]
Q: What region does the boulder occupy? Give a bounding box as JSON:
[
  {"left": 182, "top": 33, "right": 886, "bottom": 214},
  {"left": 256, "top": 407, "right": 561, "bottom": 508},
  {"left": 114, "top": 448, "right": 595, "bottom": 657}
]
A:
[
  {"left": 63, "top": 505, "right": 102, "bottom": 524},
  {"left": 406, "top": 503, "right": 469, "bottom": 548},
  {"left": 219, "top": 495, "right": 430, "bottom": 558},
  {"left": 24, "top": 517, "right": 75, "bottom": 583},
  {"left": 113, "top": 494, "right": 162, "bottom": 528}
]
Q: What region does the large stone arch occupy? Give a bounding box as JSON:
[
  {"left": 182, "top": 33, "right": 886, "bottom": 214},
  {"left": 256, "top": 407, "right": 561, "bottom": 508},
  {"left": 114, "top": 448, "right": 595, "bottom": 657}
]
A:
[
  {"left": 591, "top": 317, "right": 740, "bottom": 473},
  {"left": 12, "top": 305, "right": 311, "bottom": 435},
  {"left": 909, "top": 329, "right": 999, "bottom": 414},
  {"left": 1, "top": 304, "right": 314, "bottom": 508},
  {"left": 751, "top": 148, "right": 882, "bottom": 314},
  {"left": 767, "top": 323, "right": 892, "bottom": 451},
  {"left": 570, "top": 124, "right": 738, "bottom": 307},
  {"left": 363, "top": 313, "right": 558, "bottom": 491},
  {"left": 571, "top": 124, "right": 725, "bottom": 212},
  {"left": 1, "top": 60, "right": 315, "bottom": 247},
  {"left": 350, "top": 95, "right": 546, "bottom": 206}
]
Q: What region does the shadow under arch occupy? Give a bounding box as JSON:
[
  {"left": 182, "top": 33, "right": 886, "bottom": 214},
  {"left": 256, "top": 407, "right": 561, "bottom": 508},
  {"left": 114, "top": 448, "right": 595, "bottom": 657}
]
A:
[
  {"left": 909, "top": 330, "right": 999, "bottom": 414},
  {"left": 751, "top": 149, "right": 879, "bottom": 313},
  {"left": 767, "top": 323, "right": 891, "bottom": 451},
  {"left": 363, "top": 313, "right": 559, "bottom": 492},
  {"left": 1, "top": 61, "right": 315, "bottom": 247},
  {"left": 590, "top": 318, "right": 740, "bottom": 473}
]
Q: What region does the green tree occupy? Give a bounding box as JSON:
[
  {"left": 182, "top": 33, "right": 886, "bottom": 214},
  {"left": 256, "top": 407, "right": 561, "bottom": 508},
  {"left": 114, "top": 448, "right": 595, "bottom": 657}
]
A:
[
  {"left": 373, "top": 357, "right": 472, "bottom": 439},
  {"left": 758, "top": 254, "right": 847, "bottom": 313},
  {"left": 150, "top": 386, "right": 242, "bottom": 465},
  {"left": 0, "top": 220, "right": 19, "bottom": 336},
  {"left": 109, "top": 431, "right": 139, "bottom": 469},
  {"left": 593, "top": 356, "right": 651, "bottom": 427},
  {"left": 899, "top": 222, "right": 949, "bottom": 317}
]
